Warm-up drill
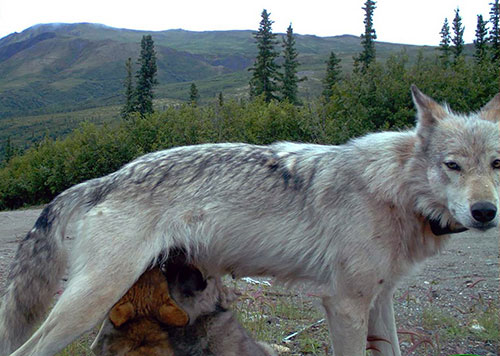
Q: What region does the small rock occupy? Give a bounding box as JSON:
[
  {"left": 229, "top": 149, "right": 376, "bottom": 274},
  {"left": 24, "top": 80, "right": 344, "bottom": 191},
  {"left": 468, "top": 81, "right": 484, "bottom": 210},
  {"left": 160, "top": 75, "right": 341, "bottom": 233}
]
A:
[
  {"left": 272, "top": 344, "right": 291, "bottom": 354},
  {"left": 469, "top": 319, "right": 486, "bottom": 333}
]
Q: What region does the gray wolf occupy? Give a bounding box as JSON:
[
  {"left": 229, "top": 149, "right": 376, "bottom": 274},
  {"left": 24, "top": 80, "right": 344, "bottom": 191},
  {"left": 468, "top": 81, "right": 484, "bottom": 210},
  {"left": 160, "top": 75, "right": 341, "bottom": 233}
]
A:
[
  {"left": 0, "top": 86, "right": 498, "bottom": 356},
  {"left": 92, "top": 251, "right": 275, "bottom": 356}
]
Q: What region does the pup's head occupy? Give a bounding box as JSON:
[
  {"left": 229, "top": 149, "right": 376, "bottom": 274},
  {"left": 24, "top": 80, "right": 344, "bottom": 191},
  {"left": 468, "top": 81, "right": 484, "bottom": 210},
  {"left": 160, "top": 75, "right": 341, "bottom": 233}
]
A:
[
  {"left": 108, "top": 267, "right": 189, "bottom": 328},
  {"left": 412, "top": 85, "right": 500, "bottom": 231},
  {"left": 162, "top": 251, "right": 237, "bottom": 325}
]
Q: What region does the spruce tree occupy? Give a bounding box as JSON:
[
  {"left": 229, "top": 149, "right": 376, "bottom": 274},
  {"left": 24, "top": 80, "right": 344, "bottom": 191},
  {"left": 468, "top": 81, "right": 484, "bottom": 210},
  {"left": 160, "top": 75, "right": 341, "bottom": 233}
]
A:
[
  {"left": 121, "top": 57, "right": 135, "bottom": 118},
  {"left": 452, "top": 8, "right": 465, "bottom": 62},
  {"left": 322, "top": 52, "right": 342, "bottom": 99},
  {"left": 135, "top": 35, "right": 158, "bottom": 116},
  {"left": 490, "top": 0, "right": 500, "bottom": 61},
  {"left": 281, "top": 24, "right": 302, "bottom": 105},
  {"left": 3, "top": 136, "right": 15, "bottom": 164},
  {"left": 439, "top": 18, "right": 451, "bottom": 66},
  {"left": 354, "top": 0, "right": 377, "bottom": 72},
  {"left": 217, "top": 92, "right": 224, "bottom": 107},
  {"left": 189, "top": 83, "right": 199, "bottom": 106},
  {"left": 249, "top": 9, "right": 280, "bottom": 102},
  {"left": 474, "top": 15, "right": 489, "bottom": 63}
]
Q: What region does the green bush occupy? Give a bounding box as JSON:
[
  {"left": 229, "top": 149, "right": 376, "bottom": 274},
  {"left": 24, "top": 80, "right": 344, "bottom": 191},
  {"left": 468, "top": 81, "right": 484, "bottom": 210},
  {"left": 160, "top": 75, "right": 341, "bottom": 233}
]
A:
[{"left": 0, "top": 55, "right": 497, "bottom": 209}]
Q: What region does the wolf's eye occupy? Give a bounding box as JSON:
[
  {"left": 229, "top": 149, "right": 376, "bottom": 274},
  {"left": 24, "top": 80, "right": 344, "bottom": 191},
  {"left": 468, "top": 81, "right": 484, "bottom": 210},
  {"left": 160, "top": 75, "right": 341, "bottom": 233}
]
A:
[
  {"left": 444, "top": 161, "right": 461, "bottom": 171},
  {"left": 492, "top": 159, "right": 500, "bottom": 169}
]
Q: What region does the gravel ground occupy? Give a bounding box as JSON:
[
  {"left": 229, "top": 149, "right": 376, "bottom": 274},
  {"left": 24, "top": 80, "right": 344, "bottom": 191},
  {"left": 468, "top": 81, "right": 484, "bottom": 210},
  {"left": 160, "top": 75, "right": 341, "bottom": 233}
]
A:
[{"left": 0, "top": 208, "right": 498, "bottom": 355}]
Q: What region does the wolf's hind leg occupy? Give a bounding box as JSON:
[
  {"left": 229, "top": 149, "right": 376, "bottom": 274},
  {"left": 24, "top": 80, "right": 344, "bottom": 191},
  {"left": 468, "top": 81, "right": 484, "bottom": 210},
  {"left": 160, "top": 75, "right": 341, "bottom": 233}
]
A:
[{"left": 9, "top": 240, "right": 157, "bottom": 356}]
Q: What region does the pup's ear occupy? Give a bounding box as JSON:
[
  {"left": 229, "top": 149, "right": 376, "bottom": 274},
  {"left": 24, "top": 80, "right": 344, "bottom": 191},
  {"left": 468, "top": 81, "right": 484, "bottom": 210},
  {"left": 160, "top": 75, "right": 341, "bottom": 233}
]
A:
[
  {"left": 109, "top": 301, "right": 135, "bottom": 328},
  {"left": 411, "top": 85, "right": 448, "bottom": 133},
  {"left": 158, "top": 302, "right": 189, "bottom": 326},
  {"left": 480, "top": 93, "right": 500, "bottom": 123}
]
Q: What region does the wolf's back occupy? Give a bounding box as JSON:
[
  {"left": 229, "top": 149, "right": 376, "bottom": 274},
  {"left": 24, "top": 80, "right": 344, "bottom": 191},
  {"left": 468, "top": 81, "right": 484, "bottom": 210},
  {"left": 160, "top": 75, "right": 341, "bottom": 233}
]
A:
[{"left": 0, "top": 186, "right": 87, "bottom": 354}]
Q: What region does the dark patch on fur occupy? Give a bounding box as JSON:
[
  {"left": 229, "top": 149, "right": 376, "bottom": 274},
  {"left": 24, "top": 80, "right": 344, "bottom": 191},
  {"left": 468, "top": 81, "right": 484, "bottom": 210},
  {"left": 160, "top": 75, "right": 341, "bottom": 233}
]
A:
[
  {"left": 85, "top": 177, "right": 119, "bottom": 208},
  {"left": 32, "top": 205, "right": 55, "bottom": 234},
  {"left": 281, "top": 169, "right": 291, "bottom": 188},
  {"left": 263, "top": 154, "right": 304, "bottom": 191}
]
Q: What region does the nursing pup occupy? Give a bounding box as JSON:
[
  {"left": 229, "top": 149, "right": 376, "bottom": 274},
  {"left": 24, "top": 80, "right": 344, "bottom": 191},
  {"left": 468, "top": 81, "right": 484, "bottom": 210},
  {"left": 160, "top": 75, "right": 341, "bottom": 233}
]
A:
[{"left": 92, "top": 252, "right": 275, "bottom": 356}]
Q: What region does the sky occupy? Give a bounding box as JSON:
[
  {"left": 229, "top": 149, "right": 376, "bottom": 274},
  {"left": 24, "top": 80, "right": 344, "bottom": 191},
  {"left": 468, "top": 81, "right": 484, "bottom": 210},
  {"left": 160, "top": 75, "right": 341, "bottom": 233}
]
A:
[{"left": 0, "top": 0, "right": 494, "bottom": 46}]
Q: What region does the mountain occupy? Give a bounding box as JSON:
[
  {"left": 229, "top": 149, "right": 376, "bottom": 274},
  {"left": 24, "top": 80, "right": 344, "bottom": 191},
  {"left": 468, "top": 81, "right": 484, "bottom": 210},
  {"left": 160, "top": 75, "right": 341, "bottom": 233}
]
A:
[{"left": 0, "top": 23, "right": 434, "bottom": 117}]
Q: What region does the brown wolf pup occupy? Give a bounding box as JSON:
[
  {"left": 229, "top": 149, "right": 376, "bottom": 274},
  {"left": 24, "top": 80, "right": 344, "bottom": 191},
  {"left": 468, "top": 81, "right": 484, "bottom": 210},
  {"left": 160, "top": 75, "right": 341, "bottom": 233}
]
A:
[
  {"left": 92, "top": 252, "right": 275, "bottom": 356},
  {"left": 90, "top": 266, "right": 189, "bottom": 356}
]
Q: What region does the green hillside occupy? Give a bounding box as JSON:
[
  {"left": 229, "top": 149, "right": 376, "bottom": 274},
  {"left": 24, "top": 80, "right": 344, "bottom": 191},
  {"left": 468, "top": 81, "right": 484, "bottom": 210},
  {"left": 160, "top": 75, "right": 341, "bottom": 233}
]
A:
[{"left": 0, "top": 23, "right": 436, "bottom": 118}]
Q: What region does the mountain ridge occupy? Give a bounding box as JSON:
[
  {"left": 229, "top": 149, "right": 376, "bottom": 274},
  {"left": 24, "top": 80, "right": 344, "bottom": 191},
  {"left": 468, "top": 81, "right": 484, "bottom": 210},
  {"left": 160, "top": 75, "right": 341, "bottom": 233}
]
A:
[{"left": 0, "top": 23, "right": 434, "bottom": 118}]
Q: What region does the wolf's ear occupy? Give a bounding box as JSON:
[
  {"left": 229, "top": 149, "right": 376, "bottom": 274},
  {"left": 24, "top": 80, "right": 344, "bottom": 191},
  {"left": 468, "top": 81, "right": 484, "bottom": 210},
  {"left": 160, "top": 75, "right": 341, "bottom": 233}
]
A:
[
  {"left": 480, "top": 93, "right": 500, "bottom": 123},
  {"left": 411, "top": 85, "right": 448, "bottom": 131}
]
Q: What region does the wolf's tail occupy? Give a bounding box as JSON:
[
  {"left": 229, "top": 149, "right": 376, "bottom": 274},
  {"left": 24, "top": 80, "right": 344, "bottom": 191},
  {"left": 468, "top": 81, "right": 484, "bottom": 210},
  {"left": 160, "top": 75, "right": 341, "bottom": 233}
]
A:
[{"left": 0, "top": 187, "right": 85, "bottom": 354}]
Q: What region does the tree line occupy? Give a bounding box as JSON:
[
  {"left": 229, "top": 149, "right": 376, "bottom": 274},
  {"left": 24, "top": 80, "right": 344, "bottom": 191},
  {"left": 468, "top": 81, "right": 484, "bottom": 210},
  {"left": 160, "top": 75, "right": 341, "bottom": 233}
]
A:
[{"left": 0, "top": 1, "right": 498, "bottom": 209}]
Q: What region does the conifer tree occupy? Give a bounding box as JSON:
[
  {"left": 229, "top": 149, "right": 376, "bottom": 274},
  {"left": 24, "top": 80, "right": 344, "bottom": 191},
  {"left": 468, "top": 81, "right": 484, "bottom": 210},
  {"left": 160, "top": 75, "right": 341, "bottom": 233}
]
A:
[
  {"left": 452, "top": 8, "right": 465, "bottom": 62},
  {"left": 474, "top": 15, "right": 489, "bottom": 63},
  {"left": 353, "top": 0, "right": 377, "bottom": 72},
  {"left": 322, "top": 52, "right": 342, "bottom": 99},
  {"left": 249, "top": 9, "right": 280, "bottom": 102},
  {"left": 135, "top": 35, "right": 158, "bottom": 116},
  {"left": 490, "top": 0, "right": 500, "bottom": 61},
  {"left": 121, "top": 57, "right": 135, "bottom": 118},
  {"left": 280, "top": 24, "right": 302, "bottom": 105},
  {"left": 439, "top": 18, "right": 452, "bottom": 66},
  {"left": 189, "top": 83, "right": 199, "bottom": 106},
  {"left": 3, "top": 136, "right": 15, "bottom": 164},
  {"left": 217, "top": 92, "right": 224, "bottom": 107}
]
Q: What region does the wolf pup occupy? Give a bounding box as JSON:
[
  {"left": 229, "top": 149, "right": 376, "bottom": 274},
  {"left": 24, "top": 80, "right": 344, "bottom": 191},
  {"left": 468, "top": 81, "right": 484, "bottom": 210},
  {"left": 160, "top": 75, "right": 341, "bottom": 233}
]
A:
[
  {"left": 161, "top": 255, "right": 276, "bottom": 356},
  {"left": 1, "top": 86, "right": 499, "bottom": 356},
  {"left": 90, "top": 266, "right": 189, "bottom": 356},
  {"left": 92, "top": 253, "right": 275, "bottom": 356}
]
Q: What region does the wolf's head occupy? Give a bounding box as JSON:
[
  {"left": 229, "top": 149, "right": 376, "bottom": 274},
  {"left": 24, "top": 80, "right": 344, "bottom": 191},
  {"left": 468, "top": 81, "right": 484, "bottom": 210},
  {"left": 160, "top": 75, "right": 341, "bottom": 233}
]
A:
[{"left": 412, "top": 85, "right": 500, "bottom": 231}]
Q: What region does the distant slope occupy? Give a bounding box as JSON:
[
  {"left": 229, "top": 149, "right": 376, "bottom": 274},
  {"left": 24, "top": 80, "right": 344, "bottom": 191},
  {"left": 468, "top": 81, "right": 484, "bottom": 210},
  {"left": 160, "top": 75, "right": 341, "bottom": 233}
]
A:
[{"left": 0, "top": 23, "right": 434, "bottom": 117}]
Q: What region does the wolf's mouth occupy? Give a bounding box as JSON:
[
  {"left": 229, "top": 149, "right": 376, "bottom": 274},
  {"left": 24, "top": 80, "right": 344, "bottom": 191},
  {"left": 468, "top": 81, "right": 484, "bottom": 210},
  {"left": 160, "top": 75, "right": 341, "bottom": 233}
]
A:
[
  {"left": 428, "top": 218, "right": 469, "bottom": 236},
  {"left": 470, "top": 222, "right": 498, "bottom": 231}
]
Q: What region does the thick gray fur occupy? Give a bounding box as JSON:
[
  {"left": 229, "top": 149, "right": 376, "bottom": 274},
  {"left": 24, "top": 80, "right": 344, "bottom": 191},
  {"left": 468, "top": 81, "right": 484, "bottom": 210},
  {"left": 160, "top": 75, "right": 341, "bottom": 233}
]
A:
[{"left": 0, "top": 86, "right": 499, "bottom": 356}]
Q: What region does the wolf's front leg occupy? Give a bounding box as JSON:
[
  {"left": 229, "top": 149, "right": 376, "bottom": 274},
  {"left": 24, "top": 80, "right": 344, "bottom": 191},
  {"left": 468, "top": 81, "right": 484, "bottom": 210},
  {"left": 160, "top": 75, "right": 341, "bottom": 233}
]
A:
[
  {"left": 367, "top": 289, "right": 401, "bottom": 356},
  {"left": 322, "top": 295, "right": 370, "bottom": 356}
]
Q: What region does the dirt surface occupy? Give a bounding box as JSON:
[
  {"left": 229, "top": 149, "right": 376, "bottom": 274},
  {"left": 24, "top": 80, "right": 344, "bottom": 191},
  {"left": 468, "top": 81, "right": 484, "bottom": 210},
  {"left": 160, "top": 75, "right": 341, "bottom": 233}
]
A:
[{"left": 0, "top": 208, "right": 498, "bottom": 355}]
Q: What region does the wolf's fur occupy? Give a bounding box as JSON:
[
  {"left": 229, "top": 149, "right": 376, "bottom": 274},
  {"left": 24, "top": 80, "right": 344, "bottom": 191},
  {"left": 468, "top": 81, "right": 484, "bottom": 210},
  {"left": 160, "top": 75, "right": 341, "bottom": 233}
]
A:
[{"left": 0, "top": 87, "right": 499, "bottom": 356}]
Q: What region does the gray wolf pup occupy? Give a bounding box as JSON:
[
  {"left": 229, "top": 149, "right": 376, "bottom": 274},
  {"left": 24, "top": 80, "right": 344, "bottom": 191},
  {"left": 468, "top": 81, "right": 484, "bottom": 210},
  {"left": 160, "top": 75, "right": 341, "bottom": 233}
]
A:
[
  {"left": 0, "top": 86, "right": 499, "bottom": 356},
  {"left": 92, "top": 252, "right": 275, "bottom": 356}
]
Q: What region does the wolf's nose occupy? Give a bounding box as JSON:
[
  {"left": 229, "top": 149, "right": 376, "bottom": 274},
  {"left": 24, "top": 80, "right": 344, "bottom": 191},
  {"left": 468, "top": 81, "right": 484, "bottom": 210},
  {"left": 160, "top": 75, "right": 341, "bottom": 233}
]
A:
[{"left": 471, "top": 202, "right": 497, "bottom": 223}]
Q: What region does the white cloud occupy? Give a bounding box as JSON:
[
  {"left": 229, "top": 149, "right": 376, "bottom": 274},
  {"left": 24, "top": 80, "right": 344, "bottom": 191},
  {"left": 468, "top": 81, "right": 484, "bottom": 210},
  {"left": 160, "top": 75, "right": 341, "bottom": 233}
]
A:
[{"left": 0, "top": 0, "right": 493, "bottom": 45}]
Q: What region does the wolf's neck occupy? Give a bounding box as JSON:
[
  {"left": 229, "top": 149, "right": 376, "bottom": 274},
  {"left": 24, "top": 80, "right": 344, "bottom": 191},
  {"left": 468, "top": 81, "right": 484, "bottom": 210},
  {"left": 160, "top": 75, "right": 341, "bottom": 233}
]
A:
[{"left": 352, "top": 131, "right": 432, "bottom": 213}]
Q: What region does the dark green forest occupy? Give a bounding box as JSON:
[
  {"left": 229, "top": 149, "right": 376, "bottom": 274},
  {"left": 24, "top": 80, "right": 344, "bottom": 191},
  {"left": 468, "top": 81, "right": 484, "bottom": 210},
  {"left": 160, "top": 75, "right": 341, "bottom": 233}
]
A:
[{"left": 0, "top": 2, "right": 499, "bottom": 210}]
